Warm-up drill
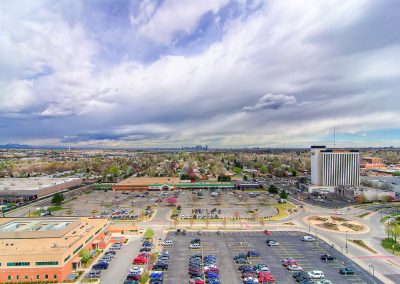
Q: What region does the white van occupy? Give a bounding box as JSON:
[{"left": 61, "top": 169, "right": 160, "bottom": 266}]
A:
[
  {"left": 308, "top": 270, "right": 325, "bottom": 279},
  {"left": 162, "top": 240, "right": 173, "bottom": 246},
  {"left": 303, "top": 236, "right": 315, "bottom": 242}
]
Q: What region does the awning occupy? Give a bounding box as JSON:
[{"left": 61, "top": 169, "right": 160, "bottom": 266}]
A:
[
  {"left": 72, "top": 257, "right": 82, "bottom": 263},
  {"left": 92, "top": 240, "right": 101, "bottom": 244}
]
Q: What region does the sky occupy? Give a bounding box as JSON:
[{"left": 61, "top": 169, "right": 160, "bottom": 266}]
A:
[{"left": 0, "top": 0, "right": 399, "bottom": 148}]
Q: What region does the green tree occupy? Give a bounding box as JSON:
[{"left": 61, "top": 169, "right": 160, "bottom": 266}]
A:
[
  {"left": 80, "top": 248, "right": 91, "bottom": 264},
  {"left": 144, "top": 228, "right": 154, "bottom": 239},
  {"left": 232, "top": 167, "right": 242, "bottom": 175},
  {"left": 260, "top": 165, "right": 268, "bottom": 174},
  {"left": 243, "top": 175, "right": 248, "bottom": 181},
  {"left": 280, "top": 190, "right": 288, "bottom": 199},
  {"left": 107, "top": 165, "right": 119, "bottom": 176},
  {"left": 218, "top": 175, "right": 231, "bottom": 182},
  {"left": 51, "top": 193, "right": 64, "bottom": 205},
  {"left": 268, "top": 185, "right": 279, "bottom": 194},
  {"left": 140, "top": 271, "right": 150, "bottom": 284}
]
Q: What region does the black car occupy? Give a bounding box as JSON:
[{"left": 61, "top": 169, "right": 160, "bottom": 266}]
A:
[
  {"left": 191, "top": 238, "right": 201, "bottom": 244},
  {"left": 153, "top": 262, "right": 168, "bottom": 271},
  {"left": 247, "top": 250, "right": 260, "bottom": 257},
  {"left": 293, "top": 271, "right": 306, "bottom": 279},
  {"left": 140, "top": 247, "right": 152, "bottom": 252},
  {"left": 321, "top": 254, "right": 336, "bottom": 261}
]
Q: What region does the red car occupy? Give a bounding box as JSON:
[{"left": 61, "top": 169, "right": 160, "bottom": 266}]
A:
[
  {"left": 264, "top": 230, "right": 271, "bottom": 235},
  {"left": 258, "top": 272, "right": 276, "bottom": 283},
  {"left": 204, "top": 267, "right": 219, "bottom": 273},
  {"left": 282, "top": 259, "right": 297, "bottom": 267},
  {"left": 133, "top": 256, "right": 149, "bottom": 264},
  {"left": 241, "top": 272, "right": 256, "bottom": 279}
]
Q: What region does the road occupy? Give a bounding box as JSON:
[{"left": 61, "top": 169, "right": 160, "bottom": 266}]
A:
[
  {"left": 5, "top": 185, "right": 92, "bottom": 217},
  {"left": 100, "top": 235, "right": 142, "bottom": 284}
]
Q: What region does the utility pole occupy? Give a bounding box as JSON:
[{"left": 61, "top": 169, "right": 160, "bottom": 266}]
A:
[{"left": 345, "top": 231, "right": 348, "bottom": 253}]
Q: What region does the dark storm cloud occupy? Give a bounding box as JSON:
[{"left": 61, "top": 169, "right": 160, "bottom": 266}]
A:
[{"left": 0, "top": 0, "right": 399, "bottom": 147}]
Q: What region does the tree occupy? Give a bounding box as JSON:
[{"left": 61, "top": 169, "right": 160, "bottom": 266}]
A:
[
  {"left": 80, "top": 248, "right": 91, "bottom": 264},
  {"left": 280, "top": 190, "right": 288, "bottom": 199},
  {"left": 140, "top": 271, "right": 149, "bottom": 284},
  {"left": 51, "top": 193, "right": 64, "bottom": 205},
  {"left": 166, "top": 197, "right": 177, "bottom": 206},
  {"left": 268, "top": 185, "right": 279, "bottom": 194},
  {"left": 144, "top": 228, "right": 154, "bottom": 239},
  {"left": 107, "top": 165, "right": 119, "bottom": 176},
  {"left": 260, "top": 165, "right": 268, "bottom": 174},
  {"left": 259, "top": 218, "right": 266, "bottom": 227},
  {"left": 232, "top": 167, "right": 242, "bottom": 175},
  {"left": 355, "top": 194, "right": 367, "bottom": 204},
  {"left": 218, "top": 175, "right": 231, "bottom": 182},
  {"left": 243, "top": 175, "right": 248, "bottom": 181}
]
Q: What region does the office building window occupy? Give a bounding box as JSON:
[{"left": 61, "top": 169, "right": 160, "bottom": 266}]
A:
[
  {"left": 7, "top": 276, "right": 11, "bottom": 281},
  {"left": 16, "top": 275, "right": 19, "bottom": 280},
  {"left": 54, "top": 274, "right": 57, "bottom": 279},
  {"left": 36, "top": 261, "right": 58, "bottom": 266},
  {"left": 45, "top": 275, "right": 48, "bottom": 279},
  {"left": 25, "top": 275, "right": 28, "bottom": 280},
  {"left": 36, "top": 275, "right": 40, "bottom": 280}
]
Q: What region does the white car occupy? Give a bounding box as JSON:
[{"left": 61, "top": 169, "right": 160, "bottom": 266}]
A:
[
  {"left": 308, "top": 270, "right": 325, "bottom": 279},
  {"left": 287, "top": 265, "right": 303, "bottom": 271},
  {"left": 162, "top": 240, "right": 173, "bottom": 246},
  {"left": 303, "top": 236, "right": 315, "bottom": 242},
  {"left": 267, "top": 241, "right": 280, "bottom": 246},
  {"left": 190, "top": 243, "right": 200, "bottom": 249},
  {"left": 243, "top": 277, "right": 259, "bottom": 283},
  {"left": 129, "top": 267, "right": 144, "bottom": 274}
]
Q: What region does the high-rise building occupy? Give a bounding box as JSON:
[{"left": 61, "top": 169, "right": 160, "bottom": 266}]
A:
[{"left": 311, "top": 146, "right": 360, "bottom": 187}]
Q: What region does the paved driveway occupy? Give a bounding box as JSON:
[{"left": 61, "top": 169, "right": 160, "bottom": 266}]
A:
[{"left": 100, "top": 235, "right": 141, "bottom": 284}]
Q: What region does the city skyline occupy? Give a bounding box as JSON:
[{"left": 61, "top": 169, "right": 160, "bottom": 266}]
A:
[{"left": 1, "top": 0, "right": 399, "bottom": 148}]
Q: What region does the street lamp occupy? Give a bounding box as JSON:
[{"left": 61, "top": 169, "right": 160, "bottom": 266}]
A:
[
  {"left": 315, "top": 228, "right": 318, "bottom": 239},
  {"left": 368, "top": 263, "right": 375, "bottom": 284},
  {"left": 308, "top": 209, "right": 311, "bottom": 233},
  {"left": 345, "top": 231, "right": 348, "bottom": 253}
]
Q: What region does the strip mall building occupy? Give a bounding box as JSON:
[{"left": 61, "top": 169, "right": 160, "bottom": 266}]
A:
[{"left": 0, "top": 217, "right": 109, "bottom": 283}]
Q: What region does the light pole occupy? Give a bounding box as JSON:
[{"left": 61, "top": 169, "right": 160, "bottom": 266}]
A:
[
  {"left": 345, "top": 231, "right": 348, "bottom": 253},
  {"left": 308, "top": 209, "right": 311, "bottom": 233},
  {"left": 315, "top": 228, "right": 318, "bottom": 239},
  {"left": 368, "top": 263, "right": 375, "bottom": 283}
]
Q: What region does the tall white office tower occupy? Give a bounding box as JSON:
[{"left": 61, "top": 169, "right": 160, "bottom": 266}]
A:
[{"left": 311, "top": 146, "right": 360, "bottom": 187}]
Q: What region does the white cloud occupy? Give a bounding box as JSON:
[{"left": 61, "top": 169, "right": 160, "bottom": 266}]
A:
[
  {"left": 130, "top": 0, "right": 229, "bottom": 44},
  {"left": 242, "top": 93, "right": 297, "bottom": 111}
]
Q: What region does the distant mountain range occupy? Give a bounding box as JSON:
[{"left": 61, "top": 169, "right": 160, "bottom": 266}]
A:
[{"left": 0, "top": 143, "right": 34, "bottom": 149}]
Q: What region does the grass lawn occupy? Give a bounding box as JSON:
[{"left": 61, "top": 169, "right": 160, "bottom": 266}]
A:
[
  {"left": 269, "top": 202, "right": 296, "bottom": 221},
  {"left": 29, "top": 205, "right": 64, "bottom": 216},
  {"left": 381, "top": 238, "right": 400, "bottom": 256},
  {"left": 381, "top": 214, "right": 400, "bottom": 223}
]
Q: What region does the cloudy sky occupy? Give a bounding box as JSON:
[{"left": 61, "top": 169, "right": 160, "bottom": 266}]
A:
[{"left": 0, "top": 0, "right": 399, "bottom": 148}]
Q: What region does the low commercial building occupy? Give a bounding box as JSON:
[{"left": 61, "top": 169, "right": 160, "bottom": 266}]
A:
[
  {"left": 361, "top": 157, "right": 385, "bottom": 169},
  {"left": 0, "top": 217, "right": 109, "bottom": 283},
  {"left": 0, "top": 177, "right": 83, "bottom": 202},
  {"left": 177, "top": 182, "right": 234, "bottom": 191},
  {"left": 234, "top": 181, "right": 264, "bottom": 190},
  {"left": 112, "top": 177, "right": 180, "bottom": 192}
]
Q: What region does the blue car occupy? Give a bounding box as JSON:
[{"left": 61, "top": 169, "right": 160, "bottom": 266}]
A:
[
  {"left": 92, "top": 262, "right": 108, "bottom": 270},
  {"left": 143, "top": 241, "right": 153, "bottom": 247}
]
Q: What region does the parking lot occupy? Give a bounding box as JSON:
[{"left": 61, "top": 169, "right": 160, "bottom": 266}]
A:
[{"left": 162, "top": 231, "right": 382, "bottom": 284}]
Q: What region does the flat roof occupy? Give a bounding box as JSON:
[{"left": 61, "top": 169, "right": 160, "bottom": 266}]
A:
[
  {"left": 0, "top": 217, "right": 107, "bottom": 256},
  {"left": 114, "top": 177, "right": 180, "bottom": 186},
  {"left": 0, "top": 177, "right": 81, "bottom": 192}
]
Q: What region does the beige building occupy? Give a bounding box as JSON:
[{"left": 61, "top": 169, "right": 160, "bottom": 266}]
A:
[{"left": 0, "top": 217, "right": 109, "bottom": 283}]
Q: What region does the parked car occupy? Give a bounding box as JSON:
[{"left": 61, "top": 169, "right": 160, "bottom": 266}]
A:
[
  {"left": 308, "top": 271, "right": 325, "bottom": 279},
  {"left": 92, "top": 262, "right": 108, "bottom": 270},
  {"left": 339, "top": 268, "right": 355, "bottom": 275},
  {"left": 162, "top": 240, "right": 173, "bottom": 246},
  {"left": 264, "top": 230, "right": 271, "bottom": 235},
  {"left": 266, "top": 240, "right": 279, "bottom": 246},
  {"left": 316, "top": 280, "right": 332, "bottom": 284},
  {"left": 320, "top": 254, "right": 336, "bottom": 261},
  {"left": 153, "top": 262, "right": 169, "bottom": 271},
  {"left": 140, "top": 247, "right": 151, "bottom": 252},
  {"left": 287, "top": 265, "right": 303, "bottom": 271},
  {"left": 247, "top": 250, "right": 261, "bottom": 257},
  {"left": 190, "top": 243, "right": 201, "bottom": 249},
  {"left": 302, "top": 236, "right": 315, "bottom": 242}
]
